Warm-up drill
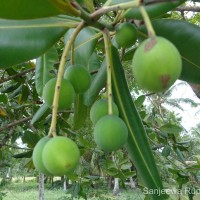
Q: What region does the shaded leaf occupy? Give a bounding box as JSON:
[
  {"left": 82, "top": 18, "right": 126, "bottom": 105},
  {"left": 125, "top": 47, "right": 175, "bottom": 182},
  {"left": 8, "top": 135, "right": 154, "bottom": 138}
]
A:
[
  {"left": 161, "top": 145, "right": 171, "bottom": 157},
  {"left": 160, "top": 124, "right": 183, "bottom": 134},
  {"left": 74, "top": 94, "right": 88, "bottom": 130},
  {"left": 35, "top": 46, "right": 58, "bottom": 96},
  {"left": 22, "top": 131, "right": 40, "bottom": 148},
  {"left": 0, "top": 94, "right": 8, "bottom": 104},
  {"left": 31, "top": 104, "right": 51, "bottom": 125},
  {"left": 13, "top": 151, "right": 32, "bottom": 159}
]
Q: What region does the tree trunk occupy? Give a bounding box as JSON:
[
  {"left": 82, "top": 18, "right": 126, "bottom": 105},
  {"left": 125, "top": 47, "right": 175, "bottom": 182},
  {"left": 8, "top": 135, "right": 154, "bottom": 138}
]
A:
[
  {"left": 129, "top": 177, "right": 136, "bottom": 189},
  {"left": 63, "top": 175, "right": 68, "bottom": 191},
  {"left": 113, "top": 178, "right": 120, "bottom": 196},
  {"left": 38, "top": 172, "right": 45, "bottom": 200}
]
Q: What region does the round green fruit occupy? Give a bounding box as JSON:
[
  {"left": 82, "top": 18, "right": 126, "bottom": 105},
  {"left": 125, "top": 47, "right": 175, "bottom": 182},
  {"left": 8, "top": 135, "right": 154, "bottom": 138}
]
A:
[
  {"left": 42, "top": 78, "right": 75, "bottom": 110},
  {"left": 90, "top": 98, "right": 119, "bottom": 125},
  {"left": 32, "top": 136, "right": 52, "bottom": 175},
  {"left": 42, "top": 136, "right": 80, "bottom": 176},
  {"left": 64, "top": 65, "right": 91, "bottom": 94},
  {"left": 93, "top": 115, "right": 128, "bottom": 152},
  {"left": 132, "top": 36, "right": 182, "bottom": 92},
  {"left": 115, "top": 22, "right": 137, "bottom": 48}
]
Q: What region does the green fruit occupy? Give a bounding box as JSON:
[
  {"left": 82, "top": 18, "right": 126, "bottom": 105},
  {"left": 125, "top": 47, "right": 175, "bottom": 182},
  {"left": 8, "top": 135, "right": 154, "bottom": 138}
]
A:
[
  {"left": 42, "top": 78, "right": 75, "bottom": 110},
  {"left": 32, "top": 136, "right": 52, "bottom": 175},
  {"left": 93, "top": 115, "right": 128, "bottom": 152},
  {"left": 90, "top": 98, "right": 119, "bottom": 125},
  {"left": 132, "top": 36, "right": 182, "bottom": 92},
  {"left": 115, "top": 22, "right": 137, "bottom": 48},
  {"left": 64, "top": 65, "right": 91, "bottom": 94},
  {"left": 42, "top": 136, "right": 80, "bottom": 176}
]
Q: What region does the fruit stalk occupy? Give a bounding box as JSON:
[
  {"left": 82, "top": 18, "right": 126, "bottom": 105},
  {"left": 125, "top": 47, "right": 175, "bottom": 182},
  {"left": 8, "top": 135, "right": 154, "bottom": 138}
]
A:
[
  {"left": 139, "top": 6, "right": 156, "bottom": 37},
  {"left": 102, "top": 28, "right": 113, "bottom": 115},
  {"left": 48, "top": 21, "right": 85, "bottom": 137}
]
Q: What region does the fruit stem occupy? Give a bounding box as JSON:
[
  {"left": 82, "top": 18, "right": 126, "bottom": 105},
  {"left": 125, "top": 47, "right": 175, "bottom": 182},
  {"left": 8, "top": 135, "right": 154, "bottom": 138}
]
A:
[
  {"left": 139, "top": 6, "right": 156, "bottom": 37},
  {"left": 48, "top": 21, "right": 85, "bottom": 137},
  {"left": 102, "top": 28, "right": 113, "bottom": 115}
]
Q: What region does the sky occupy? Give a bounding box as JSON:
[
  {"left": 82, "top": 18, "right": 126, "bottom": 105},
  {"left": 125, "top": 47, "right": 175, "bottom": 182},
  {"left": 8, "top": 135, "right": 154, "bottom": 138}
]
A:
[{"left": 165, "top": 80, "right": 200, "bottom": 132}]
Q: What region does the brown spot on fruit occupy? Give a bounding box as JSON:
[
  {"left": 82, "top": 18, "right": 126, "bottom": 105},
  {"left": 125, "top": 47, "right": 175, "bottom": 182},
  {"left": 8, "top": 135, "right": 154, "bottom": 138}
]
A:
[{"left": 160, "top": 75, "right": 170, "bottom": 89}]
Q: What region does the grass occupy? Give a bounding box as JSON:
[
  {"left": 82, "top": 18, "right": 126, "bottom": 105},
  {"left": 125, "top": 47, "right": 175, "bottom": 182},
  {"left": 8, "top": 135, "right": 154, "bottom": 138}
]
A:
[
  {"left": 1, "top": 180, "right": 144, "bottom": 200},
  {"left": 1, "top": 180, "right": 200, "bottom": 200}
]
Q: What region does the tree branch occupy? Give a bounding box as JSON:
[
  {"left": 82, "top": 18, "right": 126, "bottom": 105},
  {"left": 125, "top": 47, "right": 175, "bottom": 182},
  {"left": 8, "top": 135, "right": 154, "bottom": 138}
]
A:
[
  {"left": 0, "top": 116, "right": 32, "bottom": 132},
  {"left": 176, "top": 6, "right": 200, "bottom": 12},
  {"left": 0, "top": 68, "right": 35, "bottom": 84}
]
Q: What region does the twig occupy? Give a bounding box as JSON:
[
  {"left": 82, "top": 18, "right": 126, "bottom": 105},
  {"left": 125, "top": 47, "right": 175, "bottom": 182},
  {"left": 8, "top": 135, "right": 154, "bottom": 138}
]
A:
[
  {"left": 0, "top": 116, "right": 32, "bottom": 132},
  {"left": 0, "top": 68, "right": 35, "bottom": 84}
]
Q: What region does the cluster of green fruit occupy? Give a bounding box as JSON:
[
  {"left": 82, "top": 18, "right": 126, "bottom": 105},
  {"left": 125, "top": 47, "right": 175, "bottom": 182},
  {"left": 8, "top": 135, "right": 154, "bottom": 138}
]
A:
[
  {"left": 90, "top": 98, "right": 128, "bottom": 152},
  {"left": 32, "top": 136, "right": 80, "bottom": 176},
  {"left": 42, "top": 64, "right": 91, "bottom": 110},
  {"left": 115, "top": 22, "right": 182, "bottom": 92}
]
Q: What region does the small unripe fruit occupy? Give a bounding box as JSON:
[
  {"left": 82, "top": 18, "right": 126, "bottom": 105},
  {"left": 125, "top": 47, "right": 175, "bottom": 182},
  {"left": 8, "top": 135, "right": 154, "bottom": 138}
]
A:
[
  {"left": 64, "top": 65, "right": 91, "bottom": 94},
  {"left": 42, "top": 136, "right": 80, "bottom": 176},
  {"left": 42, "top": 78, "right": 75, "bottom": 110},
  {"left": 32, "top": 136, "right": 52, "bottom": 175},
  {"left": 90, "top": 99, "right": 119, "bottom": 124},
  {"left": 115, "top": 22, "right": 137, "bottom": 48},
  {"left": 132, "top": 36, "right": 182, "bottom": 92},
  {"left": 93, "top": 115, "right": 128, "bottom": 152}
]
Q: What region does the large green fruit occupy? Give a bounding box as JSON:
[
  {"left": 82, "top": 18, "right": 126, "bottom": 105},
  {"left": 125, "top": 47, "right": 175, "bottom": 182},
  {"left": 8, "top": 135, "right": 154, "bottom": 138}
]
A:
[
  {"left": 42, "top": 78, "right": 75, "bottom": 110},
  {"left": 32, "top": 136, "right": 52, "bottom": 175},
  {"left": 115, "top": 22, "right": 137, "bottom": 48},
  {"left": 93, "top": 115, "right": 128, "bottom": 152},
  {"left": 42, "top": 136, "right": 80, "bottom": 176},
  {"left": 64, "top": 65, "right": 91, "bottom": 94},
  {"left": 90, "top": 98, "right": 119, "bottom": 124},
  {"left": 132, "top": 36, "right": 182, "bottom": 92}
]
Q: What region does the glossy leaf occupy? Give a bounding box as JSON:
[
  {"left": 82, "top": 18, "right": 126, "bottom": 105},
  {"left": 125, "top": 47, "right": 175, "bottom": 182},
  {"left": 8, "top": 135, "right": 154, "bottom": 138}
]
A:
[
  {"left": 111, "top": 46, "right": 167, "bottom": 199},
  {"left": 125, "top": 0, "right": 186, "bottom": 19},
  {"left": 35, "top": 46, "right": 58, "bottom": 96},
  {"left": 0, "top": 17, "right": 74, "bottom": 68},
  {"left": 64, "top": 27, "right": 98, "bottom": 67},
  {"left": 0, "top": 0, "right": 79, "bottom": 19},
  {"left": 139, "top": 19, "right": 200, "bottom": 84}
]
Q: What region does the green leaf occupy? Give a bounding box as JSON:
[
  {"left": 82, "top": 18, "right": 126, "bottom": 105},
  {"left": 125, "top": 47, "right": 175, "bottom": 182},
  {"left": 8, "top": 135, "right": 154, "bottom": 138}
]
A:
[
  {"left": 74, "top": 94, "right": 88, "bottom": 130},
  {"left": 0, "top": 94, "right": 8, "bottom": 104},
  {"left": 111, "top": 46, "right": 167, "bottom": 199},
  {"left": 0, "top": 0, "right": 78, "bottom": 19},
  {"left": 134, "top": 95, "right": 146, "bottom": 108},
  {"left": 35, "top": 46, "right": 58, "bottom": 96},
  {"left": 125, "top": 0, "right": 186, "bottom": 19},
  {"left": 76, "top": 0, "right": 95, "bottom": 13},
  {"left": 161, "top": 145, "right": 171, "bottom": 157},
  {"left": 22, "top": 131, "right": 40, "bottom": 148},
  {"left": 13, "top": 151, "right": 33, "bottom": 159},
  {"left": 31, "top": 104, "right": 51, "bottom": 125},
  {"left": 139, "top": 19, "right": 200, "bottom": 84},
  {"left": 0, "top": 17, "right": 71, "bottom": 68},
  {"left": 84, "top": 59, "right": 106, "bottom": 106},
  {"left": 160, "top": 124, "right": 183, "bottom": 134},
  {"left": 64, "top": 27, "right": 98, "bottom": 67}
]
